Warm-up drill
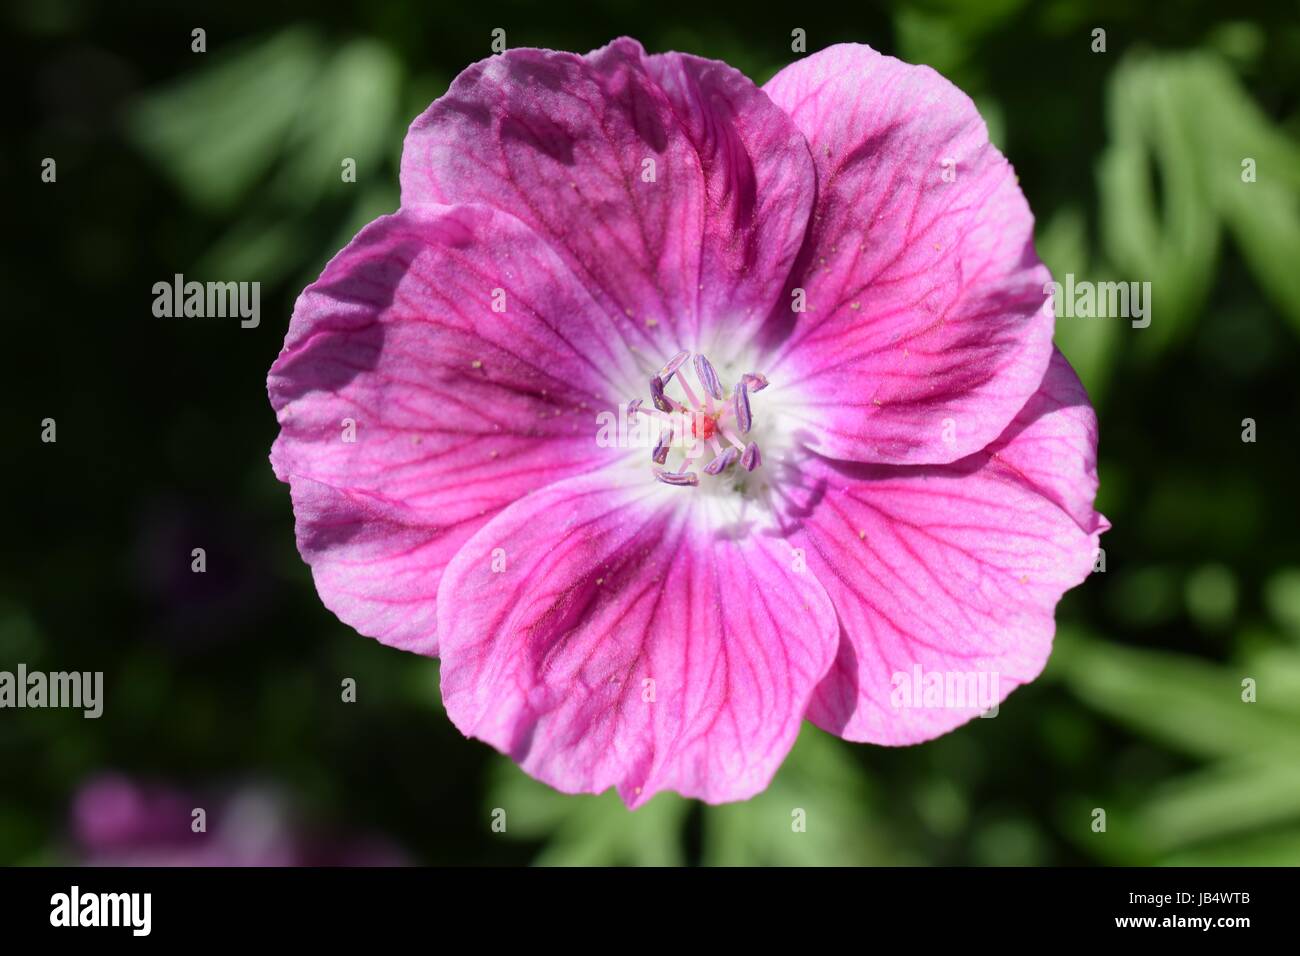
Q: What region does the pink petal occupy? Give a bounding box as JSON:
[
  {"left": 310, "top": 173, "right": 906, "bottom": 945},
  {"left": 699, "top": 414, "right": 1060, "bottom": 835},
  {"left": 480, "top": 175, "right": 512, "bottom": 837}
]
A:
[
  {"left": 401, "top": 38, "right": 814, "bottom": 351},
  {"left": 788, "top": 349, "right": 1106, "bottom": 744},
  {"left": 762, "top": 44, "right": 1054, "bottom": 465},
  {"left": 983, "top": 349, "right": 1106, "bottom": 534},
  {"left": 267, "top": 204, "right": 623, "bottom": 655},
  {"left": 435, "top": 468, "right": 839, "bottom": 808}
]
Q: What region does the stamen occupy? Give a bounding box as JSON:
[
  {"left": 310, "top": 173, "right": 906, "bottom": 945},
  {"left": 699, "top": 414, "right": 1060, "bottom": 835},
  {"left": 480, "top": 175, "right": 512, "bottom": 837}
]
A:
[
  {"left": 651, "top": 431, "right": 671, "bottom": 465},
  {"left": 693, "top": 354, "right": 724, "bottom": 401},
  {"left": 649, "top": 375, "right": 673, "bottom": 413},
  {"left": 676, "top": 371, "right": 703, "bottom": 409},
  {"left": 733, "top": 381, "right": 752, "bottom": 434},
  {"left": 703, "top": 447, "right": 739, "bottom": 475},
  {"left": 654, "top": 468, "right": 699, "bottom": 487},
  {"left": 717, "top": 421, "right": 746, "bottom": 451},
  {"left": 657, "top": 349, "right": 690, "bottom": 384},
  {"left": 637, "top": 350, "right": 769, "bottom": 490}
]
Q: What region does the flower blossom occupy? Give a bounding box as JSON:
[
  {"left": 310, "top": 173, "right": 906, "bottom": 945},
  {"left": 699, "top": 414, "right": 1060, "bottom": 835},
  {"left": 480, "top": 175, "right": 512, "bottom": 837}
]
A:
[{"left": 268, "top": 39, "right": 1107, "bottom": 807}]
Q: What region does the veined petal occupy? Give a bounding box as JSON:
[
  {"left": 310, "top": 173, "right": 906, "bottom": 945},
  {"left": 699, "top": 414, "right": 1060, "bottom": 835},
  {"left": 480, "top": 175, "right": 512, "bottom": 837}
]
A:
[
  {"left": 435, "top": 468, "right": 839, "bottom": 807},
  {"left": 763, "top": 43, "right": 1053, "bottom": 466},
  {"left": 644, "top": 49, "right": 815, "bottom": 341},
  {"left": 984, "top": 349, "right": 1103, "bottom": 534},
  {"left": 401, "top": 38, "right": 815, "bottom": 354},
  {"left": 788, "top": 350, "right": 1106, "bottom": 744},
  {"left": 267, "top": 204, "right": 622, "bottom": 655}
]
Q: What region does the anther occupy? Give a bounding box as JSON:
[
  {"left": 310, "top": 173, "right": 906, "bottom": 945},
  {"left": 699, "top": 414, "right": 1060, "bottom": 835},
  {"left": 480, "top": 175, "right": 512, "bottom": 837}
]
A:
[
  {"left": 704, "top": 447, "right": 739, "bottom": 475},
  {"left": 649, "top": 375, "right": 672, "bottom": 413},
  {"left": 693, "top": 354, "right": 724, "bottom": 401},
  {"left": 654, "top": 468, "right": 699, "bottom": 487},
  {"left": 734, "top": 381, "right": 752, "bottom": 434},
  {"left": 634, "top": 350, "right": 769, "bottom": 489},
  {"left": 651, "top": 432, "right": 671, "bottom": 465},
  {"left": 657, "top": 350, "right": 690, "bottom": 384}
]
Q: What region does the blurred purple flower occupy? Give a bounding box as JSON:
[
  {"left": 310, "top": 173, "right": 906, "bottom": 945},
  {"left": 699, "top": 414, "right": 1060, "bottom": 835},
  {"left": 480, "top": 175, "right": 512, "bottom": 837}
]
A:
[{"left": 71, "top": 774, "right": 407, "bottom": 867}]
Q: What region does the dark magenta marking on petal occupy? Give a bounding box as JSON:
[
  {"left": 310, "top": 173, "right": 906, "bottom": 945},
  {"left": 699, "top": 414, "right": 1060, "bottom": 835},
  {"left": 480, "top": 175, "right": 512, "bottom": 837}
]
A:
[
  {"left": 742, "top": 372, "right": 769, "bottom": 393},
  {"left": 658, "top": 350, "right": 690, "bottom": 384},
  {"left": 650, "top": 376, "right": 672, "bottom": 412},
  {"left": 741, "top": 441, "right": 762, "bottom": 471},
  {"left": 693, "top": 354, "right": 724, "bottom": 400},
  {"left": 651, "top": 431, "right": 671, "bottom": 465},
  {"left": 704, "top": 446, "right": 739, "bottom": 475},
  {"left": 654, "top": 468, "right": 699, "bottom": 487},
  {"left": 734, "top": 380, "right": 752, "bottom": 433}
]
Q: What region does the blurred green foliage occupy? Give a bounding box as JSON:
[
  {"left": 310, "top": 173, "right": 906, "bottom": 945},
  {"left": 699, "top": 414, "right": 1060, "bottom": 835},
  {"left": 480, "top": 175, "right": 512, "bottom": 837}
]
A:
[{"left": 5, "top": 0, "right": 1300, "bottom": 865}]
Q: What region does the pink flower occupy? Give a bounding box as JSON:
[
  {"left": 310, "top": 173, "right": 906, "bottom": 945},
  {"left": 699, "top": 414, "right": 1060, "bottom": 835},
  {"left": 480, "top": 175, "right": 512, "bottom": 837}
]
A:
[{"left": 268, "top": 40, "right": 1106, "bottom": 807}]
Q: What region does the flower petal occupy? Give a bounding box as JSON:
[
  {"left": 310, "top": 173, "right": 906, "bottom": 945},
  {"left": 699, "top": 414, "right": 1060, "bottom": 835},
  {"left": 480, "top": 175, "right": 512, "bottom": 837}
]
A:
[
  {"left": 983, "top": 348, "right": 1104, "bottom": 534},
  {"left": 762, "top": 43, "right": 1053, "bottom": 465},
  {"left": 787, "top": 349, "right": 1106, "bottom": 744},
  {"left": 435, "top": 468, "right": 839, "bottom": 807},
  {"left": 268, "top": 204, "right": 622, "bottom": 655},
  {"left": 401, "top": 38, "right": 815, "bottom": 351},
  {"left": 643, "top": 50, "right": 815, "bottom": 340}
]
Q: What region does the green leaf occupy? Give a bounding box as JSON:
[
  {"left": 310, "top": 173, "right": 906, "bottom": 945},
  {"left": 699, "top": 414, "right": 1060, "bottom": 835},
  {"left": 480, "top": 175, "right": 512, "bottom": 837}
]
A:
[
  {"left": 1240, "top": 644, "right": 1300, "bottom": 718},
  {"left": 1057, "top": 632, "right": 1300, "bottom": 864},
  {"left": 126, "top": 29, "right": 327, "bottom": 212},
  {"left": 1163, "top": 827, "right": 1300, "bottom": 866},
  {"left": 701, "top": 725, "right": 902, "bottom": 866},
  {"left": 1182, "top": 56, "right": 1300, "bottom": 333},
  {"left": 1097, "top": 53, "right": 1222, "bottom": 353},
  {"left": 270, "top": 38, "right": 404, "bottom": 207},
  {"left": 894, "top": 0, "right": 1027, "bottom": 79},
  {"left": 1054, "top": 632, "right": 1300, "bottom": 760},
  {"left": 486, "top": 760, "right": 688, "bottom": 866},
  {"left": 1134, "top": 758, "right": 1300, "bottom": 853},
  {"left": 1226, "top": 189, "right": 1300, "bottom": 330}
]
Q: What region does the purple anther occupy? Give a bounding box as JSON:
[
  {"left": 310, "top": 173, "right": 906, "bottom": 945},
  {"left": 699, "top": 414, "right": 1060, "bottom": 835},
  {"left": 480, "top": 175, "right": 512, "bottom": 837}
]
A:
[
  {"left": 693, "top": 353, "right": 724, "bottom": 401},
  {"left": 651, "top": 431, "right": 671, "bottom": 465},
  {"left": 703, "top": 447, "right": 739, "bottom": 475},
  {"left": 742, "top": 372, "right": 769, "bottom": 393},
  {"left": 654, "top": 469, "right": 699, "bottom": 487},
  {"left": 658, "top": 350, "right": 690, "bottom": 384},
  {"left": 741, "top": 441, "right": 762, "bottom": 472},
  {"left": 734, "top": 380, "right": 752, "bottom": 434},
  {"left": 650, "top": 375, "right": 672, "bottom": 413},
  {"left": 627, "top": 398, "right": 643, "bottom": 417}
]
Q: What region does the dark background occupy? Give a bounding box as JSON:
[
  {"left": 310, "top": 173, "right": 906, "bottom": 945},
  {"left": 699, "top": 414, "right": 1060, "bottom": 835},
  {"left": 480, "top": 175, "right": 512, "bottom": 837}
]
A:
[{"left": 4, "top": 0, "right": 1300, "bottom": 865}]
